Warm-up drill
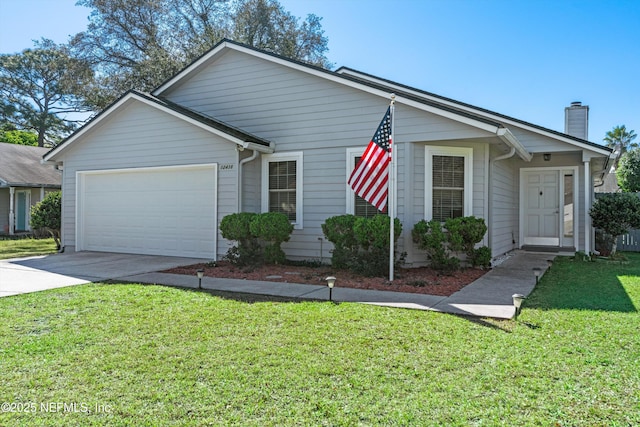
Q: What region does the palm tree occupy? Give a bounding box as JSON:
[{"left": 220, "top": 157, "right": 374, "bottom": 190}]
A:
[{"left": 604, "top": 125, "right": 637, "bottom": 166}]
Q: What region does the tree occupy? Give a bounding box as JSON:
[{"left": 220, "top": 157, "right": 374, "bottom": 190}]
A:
[
  {"left": 70, "top": 0, "right": 329, "bottom": 108},
  {"left": 0, "top": 40, "right": 95, "bottom": 147},
  {"left": 617, "top": 148, "right": 640, "bottom": 192},
  {"left": 232, "top": 0, "right": 329, "bottom": 68},
  {"left": 589, "top": 193, "right": 640, "bottom": 256},
  {"left": 604, "top": 125, "right": 637, "bottom": 166},
  {"left": 30, "top": 191, "right": 62, "bottom": 251},
  {"left": 0, "top": 123, "right": 38, "bottom": 146}
]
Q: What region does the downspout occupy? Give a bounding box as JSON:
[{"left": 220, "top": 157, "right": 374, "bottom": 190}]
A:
[
  {"left": 488, "top": 147, "right": 516, "bottom": 253},
  {"left": 237, "top": 148, "right": 259, "bottom": 212}
]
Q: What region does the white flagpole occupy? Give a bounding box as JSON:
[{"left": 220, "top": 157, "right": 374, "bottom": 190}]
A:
[{"left": 389, "top": 93, "right": 396, "bottom": 282}]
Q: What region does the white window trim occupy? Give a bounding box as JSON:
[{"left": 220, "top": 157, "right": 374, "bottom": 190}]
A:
[
  {"left": 425, "top": 145, "right": 473, "bottom": 221},
  {"left": 345, "top": 147, "right": 364, "bottom": 214},
  {"left": 262, "top": 151, "right": 304, "bottom": 229}
]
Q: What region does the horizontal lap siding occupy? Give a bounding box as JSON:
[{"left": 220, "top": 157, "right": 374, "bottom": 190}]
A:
[
  {"left": 60, "top": 102, "right": 238, "bottom": 257},
  {"left": 491, "top": 147, "right": 518, "bottom": 256},
  {"left": 164, "top": 51, "right": 496, "bottom": 261}
]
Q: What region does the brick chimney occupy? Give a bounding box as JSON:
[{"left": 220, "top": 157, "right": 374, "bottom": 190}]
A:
[{"left": 564, "top": 101, "right": 589, "bottom": 140}]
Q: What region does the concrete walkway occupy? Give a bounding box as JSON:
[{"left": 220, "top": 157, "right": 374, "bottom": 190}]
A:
[
  {"left": 120, "top": 251, "right": 553, "bottom": 319},
  {"left": 1, "top": 250, "right": 552, "bottom": 319}
]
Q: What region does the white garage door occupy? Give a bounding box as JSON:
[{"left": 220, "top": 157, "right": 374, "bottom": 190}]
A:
[{"left": 77, "top": 164, "right": 217, "bottom": 258}]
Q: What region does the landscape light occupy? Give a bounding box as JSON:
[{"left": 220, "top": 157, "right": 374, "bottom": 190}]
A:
[
  {"left": 512, "top": 293, "right": 526, "bottom": 319},
  {"left": 197, "top": 269, "right": 204, "bottom": 289},
  {"left": 533, "top": 267, "right": 542, "bottom": 284},
  {"left": 325, "top": 276, "right": 336, "bottom": 302}
]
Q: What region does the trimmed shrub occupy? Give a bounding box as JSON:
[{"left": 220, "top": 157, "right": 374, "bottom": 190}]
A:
[
  {"left": 220, "top": 212, "right": 294, "bottom": 266},
  {"left": 30, "top": 191, "right": 61, "bottom": 250},
  {"left": 412, "top": 219, "right": 459, "bottom": 272},
  {"left": 220, "top": 213, "right": 260, "bottom": 266},
  {"left": 590, "top": 193, "right": 640, "bottom": 256},
  {"left": 322, "top": 214, "right": 403, "bottom": 277},
  {"left": 249, "top": 212, "right": 293, "bottom": 264},
  {"left": 446, "top": 216, "right": 490, "bottom": 267},
  {"left": 321, "top": 215, "right": 359, "bottom": 268}
]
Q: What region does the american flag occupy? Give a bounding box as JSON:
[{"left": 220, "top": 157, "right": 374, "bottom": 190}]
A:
[{"left": 348, "top": 107, "right": 393, "bottom": 212}]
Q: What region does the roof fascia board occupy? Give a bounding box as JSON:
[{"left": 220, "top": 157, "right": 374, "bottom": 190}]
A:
[
  {"left": 152, "top": 41, "right": 505, "bottom": 134},
  {"left": 338, "top": 67, "right": 611, "bottom": 156},
  {"left": 44, "top": 92, "right": 272, "bottom": 162}
]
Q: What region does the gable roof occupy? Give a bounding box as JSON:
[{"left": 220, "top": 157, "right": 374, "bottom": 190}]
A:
[
  {"left": 44, "top": 90, "right": 273, "bottom": 163},
  {"left": 153, "top": 39, "right": 610, "bottom": 159},
  {"left": 336, "top": 67, "right": 612, "bottom": 155},
  {"left": 0, "top": 143, "right": 61, "bottom": 188}
]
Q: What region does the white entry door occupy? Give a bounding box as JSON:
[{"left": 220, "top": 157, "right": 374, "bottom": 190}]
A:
[{"left": 523, "top": 171, "right": 560, "bottom": 246}]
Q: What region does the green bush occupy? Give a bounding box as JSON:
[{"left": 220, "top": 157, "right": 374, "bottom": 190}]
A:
[
  {"left": 322, "top": 214, "right": 403, "bottom": 277},
  {"left": 412, "top": 216, "right": 490, "bottom": 271},
  {"left": 412, "top": 219, "right": 459, "bottom": 272},
  {"left": 220, "top": 212, "right": 294, "bottom": 266},
  {"left": 321, "top": 215, "right": 359, "bottom": 269},
  {"left": 30, "top": 191, "right": 61, "bottom": 250},
  {"left": 470, "top": 246, "right": 492, "bottom": 268},
  {"left": 249, "top": 212, "right": 293, "bottom": 264},
  {"left": 590, "top": 193, "right": 640, "bottom": 256},
  {"left": 220, "top": 213, "right": 261, "bottom": 266}
]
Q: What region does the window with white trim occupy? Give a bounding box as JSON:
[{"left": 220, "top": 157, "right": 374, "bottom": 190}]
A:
[
  {"left": 425, "top": 146, "right": 473, "bottom": 221},
  {"left": 262, "top": 152, "right": 303, "bottom": 228},
  {"left": 346, "top": 147, "right": 383, "bottom": 217}
]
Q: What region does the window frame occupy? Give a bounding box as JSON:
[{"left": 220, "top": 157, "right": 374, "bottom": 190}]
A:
[
  {"left": 345, "top": 147, "right": 384, "bottom": 217},
  {"left": 261, "top": 151, "right": 304, "bottom": 229},
  {"left": 424, "top": 146, "right": 473, "bottom": 221}
]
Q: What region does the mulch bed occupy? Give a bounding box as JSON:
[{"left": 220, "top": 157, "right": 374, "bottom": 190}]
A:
[{"left": 163, "top": 261, "right": 489, "bottom": 297}]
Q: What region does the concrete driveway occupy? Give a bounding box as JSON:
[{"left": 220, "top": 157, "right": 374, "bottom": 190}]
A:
[{"left": 0, "top": 251, "right": 208, "bottom": 298}]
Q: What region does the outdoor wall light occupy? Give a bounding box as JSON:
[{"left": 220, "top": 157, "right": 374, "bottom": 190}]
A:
[
  {"left": 533, "top": 267, "right": 542, "bottom": 284},
  {"left": 325, "top": 276, "right": 336, "bottom": 302},
  {"left": 512, "top": 293, "right": 526, "bottom": 319},
  {"left": 543, "top": 153, "right": 551, "bottom": 161},
  {"left": 197, "top": 269, "right": 205, "bottom": 289}
]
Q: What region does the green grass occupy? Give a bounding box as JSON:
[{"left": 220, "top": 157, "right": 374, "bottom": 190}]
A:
[
  {"left": 0, "top": 238, "right": 57, "bottom": 259},
  {"left": 0, "top": 255, "right": 639, "bottom": 426}
]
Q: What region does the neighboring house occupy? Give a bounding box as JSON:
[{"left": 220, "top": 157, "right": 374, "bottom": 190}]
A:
[
  {"left": 0, "top": 142, "right": 62, "bottom": 235},
  {"left": 43, "top": 39, "right": 614, "bottom": 263}
]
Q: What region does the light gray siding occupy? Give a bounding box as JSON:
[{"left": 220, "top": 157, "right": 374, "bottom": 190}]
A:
[
  {"left": 163, "top": 50, "right": 495, "bottom": 261},
  {"left": 57, "top": 101, "right": 239, "bottom": 257},
  {"left": 490, "top": 145, "right": 518, "bottom": 256}
]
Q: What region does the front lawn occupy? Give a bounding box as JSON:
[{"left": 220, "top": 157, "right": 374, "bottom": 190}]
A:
[
  {"left": 0, "top": 254, "right": 638, "bottom": 426},
  {"left": 0, "top": 237, "right": 57, "bottom": 260}
]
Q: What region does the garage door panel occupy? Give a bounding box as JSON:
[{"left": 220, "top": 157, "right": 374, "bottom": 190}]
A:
[{"left": 78, "top": 164, "right": 217, "bottom": 258}]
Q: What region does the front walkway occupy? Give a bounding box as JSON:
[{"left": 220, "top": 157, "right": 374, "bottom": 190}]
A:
[{"left": 120, "top": 251, "right": 553, "bottom": 319}]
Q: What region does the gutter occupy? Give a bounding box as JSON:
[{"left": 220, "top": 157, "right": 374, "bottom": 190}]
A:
[
  {"left": 496, "top": 128, "right": 532, "bottom": 162},
  {"left": 237, "top": 148, "right": 261, "bottom": 212}
]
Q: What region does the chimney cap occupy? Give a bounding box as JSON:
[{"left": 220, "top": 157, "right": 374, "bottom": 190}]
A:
[{"left": 570, "top": 101, "right": 582, "bottom": 107}]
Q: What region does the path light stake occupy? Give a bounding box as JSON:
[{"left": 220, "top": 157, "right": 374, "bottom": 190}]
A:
[
  {"left": 532, "top": 267, "right": 542, "bottom": 285},
  {"left": 547, "top": 259, "right": 553, "bottom": 270},
  {"left": 512, "top": 294, "right": 526, "bottom": 319},
  {"left": 325, "top": 276, "right": 336, "bottom": 302},
  {"left": 197, "top": 269, "right": 204, "bottom": 289}
]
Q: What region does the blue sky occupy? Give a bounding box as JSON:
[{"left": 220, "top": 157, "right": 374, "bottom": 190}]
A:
[{"left": 1, "top": 0, "right": 638, "bottom": 144}]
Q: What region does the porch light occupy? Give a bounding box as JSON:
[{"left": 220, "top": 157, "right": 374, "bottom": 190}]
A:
[
  {"left": 512, "top": 293, "right": 526, "bottom": 319},
  {"left": 197, "top": 269, "right": 205, "bottom": 289},
  {"left": 533, "top": 267, "right": 542, "bottom": 284},
  {"left": 543, "top": 153, "right": 551, "bottom": 161},
  {"left": 325, "top": 276, "right": 336, "bottom": 302}
]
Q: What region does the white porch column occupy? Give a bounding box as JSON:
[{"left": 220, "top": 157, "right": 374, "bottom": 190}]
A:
[
  {"left": 8, "top": 186, "right": 15, "bottom": 236},
  {"left": 40, "top": 187, "right": 45, "bottom": 201},
  {"left": 584, "top": 161, "right": 591, "bottom": 253}
]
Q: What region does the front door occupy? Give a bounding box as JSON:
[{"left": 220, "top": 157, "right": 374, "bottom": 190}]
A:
[
  {"left": 523, "top": 171, "right": 560, "bottom": 246},
  {"left": 16, "top": 190, "right": 30, "bottom": 231}
]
